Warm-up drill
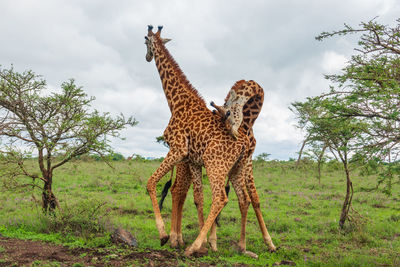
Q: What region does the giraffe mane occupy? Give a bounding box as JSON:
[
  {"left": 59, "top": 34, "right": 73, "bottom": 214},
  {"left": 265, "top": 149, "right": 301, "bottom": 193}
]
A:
[{"left": 156, "top": 38, "right": 206, "bottom": 106}]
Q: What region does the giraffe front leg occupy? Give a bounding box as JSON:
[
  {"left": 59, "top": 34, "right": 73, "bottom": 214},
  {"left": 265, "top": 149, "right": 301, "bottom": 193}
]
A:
[
  {"left": 209, "top": 222, "right": 218, "bottom": 252},
  {"left": 147, "top": 150, "right": 186, "bottom": 246},
  {"left": 209, "top": 180, "right": 230, "bottom": 251}
]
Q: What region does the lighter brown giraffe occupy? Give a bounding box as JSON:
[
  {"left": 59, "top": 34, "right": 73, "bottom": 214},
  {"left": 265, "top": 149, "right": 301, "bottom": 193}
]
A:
[
  {"left": 191, "top": 79, "right": 275, "bottom": 254},
  {"left": 144, "top": 25, "right": 275, "bottom": 257}
]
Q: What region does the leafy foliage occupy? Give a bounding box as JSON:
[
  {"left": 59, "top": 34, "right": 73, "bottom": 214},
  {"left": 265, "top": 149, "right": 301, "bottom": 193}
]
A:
[
  {"left": 290, "top": 17, "right": 400, "bottom": 226},
  {"left": 155, "top": 135, "right": 169, "bottom": 148},
  {"left": 255, "top": 152, "right": 271, "bottom": 162},
  {"left": 314, "top": 18, "right": 400, "bottom": 193},
  {"left": 0, "top": 66, "right": 137, "bottom": 212}
]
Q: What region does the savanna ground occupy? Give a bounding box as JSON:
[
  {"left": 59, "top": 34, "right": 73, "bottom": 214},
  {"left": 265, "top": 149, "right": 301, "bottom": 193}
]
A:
[{"left": 0, "top": 158, "right": 399, "bottom": 266}]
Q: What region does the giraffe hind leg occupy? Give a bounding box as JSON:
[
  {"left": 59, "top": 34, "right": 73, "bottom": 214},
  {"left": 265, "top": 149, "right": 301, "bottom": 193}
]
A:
[
  {"left": 229, "top": 160, "right": 256, "bottom": 256},
  {"left": 184, "top": 166, "right": 229, "bottom": 257},
  {"left": 190, "top": 164, "right": 208, "bottom": 249},
  {"left": 170, "top": 162, "right": 192, "bottom": 248},
  {"left": 244, "top": 159, "right": 276, "bottom": 251}
]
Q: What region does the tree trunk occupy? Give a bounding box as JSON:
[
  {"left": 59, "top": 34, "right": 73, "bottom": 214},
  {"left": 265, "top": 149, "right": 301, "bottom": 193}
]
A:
[
  {"left": 339, "top": 163, "right": 353, "bottom": 228},
  {"left": 317, "top": 145, "right": 327, "bottom": 185},
  {"left": 296, "top": 137, "right": 308, "bottom": 169},
  {"left": 42, "top": 173, "right": 59, "bottom": 213}
]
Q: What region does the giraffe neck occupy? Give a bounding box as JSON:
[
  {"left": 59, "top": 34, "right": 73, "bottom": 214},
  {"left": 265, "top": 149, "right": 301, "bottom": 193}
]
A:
[
  {"left": 153, "top": 41, "right": 205, "bottom": 113},
  {"left": 242, "top": 94, "right": 263, "bottom": 132}
]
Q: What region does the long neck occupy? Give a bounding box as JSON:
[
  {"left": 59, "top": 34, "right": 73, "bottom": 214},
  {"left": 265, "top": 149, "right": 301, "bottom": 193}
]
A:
[
  {"left": 242, "top": 94, "right": 263, "bottom": 132},
  {"left": 153, "top": 41, "right": 205, "bottom": 112},
  {"left": 236, "top": 80, "right": 264, "bottom": 132}
]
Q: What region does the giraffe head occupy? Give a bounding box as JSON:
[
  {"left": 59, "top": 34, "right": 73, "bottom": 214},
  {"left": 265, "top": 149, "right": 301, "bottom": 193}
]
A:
[
  {"left": 211, "top": 89, "right": 245, "bottom": 140},
  {"left": 223, "top": 89, "right": 247, "bottom": 139},
  {"left": 145, "top": 25, "right": 171, "bottom": 62},
  {"left": 212, "top": 81, "right": 257, "bottom": 139}
]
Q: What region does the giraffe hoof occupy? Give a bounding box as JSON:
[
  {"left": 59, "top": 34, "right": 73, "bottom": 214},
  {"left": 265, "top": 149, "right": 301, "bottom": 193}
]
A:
[
  {"left": 160, "top": 235, "right": 170, "bottom": 246},
  {"left": 178, "top": 239, "right": 185, "bottom": 248},
  {"left": 268, "top": 244, "right": 277, "bottom": 252},
  {"left": 185, "top": 246, "right": 208, "bottom": 257},
  {"left": 243, "top": 250, "right": 258, "bottom": 259},
  {"left": 184, "top": 247, "right": 193, "bottom": 257},
  {"left": 208, "top": 240, "right": 218, "bottom": 252},
  {"left": 170, "top": 240, "right": 178, "bottom": 248},
  {"left": 170, "top": 239, "right": 184, "bottom": 249}
]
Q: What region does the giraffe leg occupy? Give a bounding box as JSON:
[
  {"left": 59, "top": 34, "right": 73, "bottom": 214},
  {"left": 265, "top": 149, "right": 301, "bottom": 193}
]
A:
[
  {"left": 170, "top": 162, "right": 192, "bottom": 248},
  {"left": 189, "top": 164, "right": 208, "bottom": 248},
  {"left": 209, "top": 221, "right": 218, "bottom": 251},
  {"left": 209, "top": 180, "right": 230, "bottom": 252},
  {"left": 244, "top": 158, "right": 276, "bottom": 252},
  {"left": 184, "top": 166, "right": 228, "bottom": 257},
  {"left": 229, "top": 161, "right": 253, "bottom": 256},
  {"left": 147, "top": 149, "right": 187, "bottom": 246}
]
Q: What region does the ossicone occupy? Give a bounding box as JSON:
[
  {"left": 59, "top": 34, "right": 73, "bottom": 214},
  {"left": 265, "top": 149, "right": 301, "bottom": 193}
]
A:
[
  {"left": 147, "top": 25, "right": 154, "bottom": 36},
  {"left": 156, "top": 25, "right": 163, "bottom": 36}
]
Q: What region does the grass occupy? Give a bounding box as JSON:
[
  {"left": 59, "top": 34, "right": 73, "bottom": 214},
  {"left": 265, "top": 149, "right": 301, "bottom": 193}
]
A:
[{"left": 0, "top": 159, "right": 399, "bottom": 266}]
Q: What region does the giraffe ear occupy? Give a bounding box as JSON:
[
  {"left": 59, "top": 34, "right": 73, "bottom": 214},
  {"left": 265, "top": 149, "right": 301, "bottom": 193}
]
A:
[{"left": 162, "top": 38, "right": 171, "bottom": 44}]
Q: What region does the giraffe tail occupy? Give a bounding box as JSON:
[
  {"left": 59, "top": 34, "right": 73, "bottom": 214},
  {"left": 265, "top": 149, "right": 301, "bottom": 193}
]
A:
[{"left": 158, "top": 167, "right": 174, "bottom": 211}]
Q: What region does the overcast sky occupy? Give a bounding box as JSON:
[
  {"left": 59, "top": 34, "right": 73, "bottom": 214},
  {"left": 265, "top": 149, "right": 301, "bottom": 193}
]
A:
[{"left": 1, "top": 0, "right": 399, "bottom": 159}]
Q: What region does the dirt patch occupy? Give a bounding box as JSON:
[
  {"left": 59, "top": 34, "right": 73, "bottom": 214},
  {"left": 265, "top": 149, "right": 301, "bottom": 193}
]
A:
[
  {"left": 372, "top": 203, "right": 387, "bottom": 209},
  {"left": 0, "top": 237, "right": 220, "bottom": 266}
]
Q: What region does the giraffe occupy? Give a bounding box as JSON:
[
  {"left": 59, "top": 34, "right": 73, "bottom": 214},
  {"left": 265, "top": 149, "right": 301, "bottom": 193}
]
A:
[
  {"left": 144, "top": 25, "right": 275, "bottom": 257},
  {"left": 192, "top": 79, "right": 275, "bottom": 253},
  {"left": 159, "top": 80, "right": 273, "bottom": 254}
]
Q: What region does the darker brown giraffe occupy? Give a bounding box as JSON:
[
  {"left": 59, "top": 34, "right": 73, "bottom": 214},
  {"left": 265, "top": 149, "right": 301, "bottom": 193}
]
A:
[
  {"left": 144, "top": 25, "right": 275, "bottom": 256},
  {"left": 161, "top": 80, "right": 276, "bottom": 254}
]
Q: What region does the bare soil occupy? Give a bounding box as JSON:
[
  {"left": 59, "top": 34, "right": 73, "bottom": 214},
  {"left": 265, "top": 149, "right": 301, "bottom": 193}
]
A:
[{"left": 0, "top": 236, "right": 219, "bottom": 266}]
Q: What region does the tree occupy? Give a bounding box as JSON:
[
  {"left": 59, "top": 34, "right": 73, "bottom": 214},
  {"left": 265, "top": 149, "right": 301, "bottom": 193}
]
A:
[
  {"left": 315, "top": 18, "right": 400, "bottom": 193},
  {"left": 255, "top": 152, "right": 271, "bottom": 162},
  {"left": 291, "top": 97, "right": 365, "bottom": 228},
  {"left": 0, "top": 67, "right": 137, "bottom": 212},
  {"left": 156, "top": 135, "right": 169, "bottom": 148}
]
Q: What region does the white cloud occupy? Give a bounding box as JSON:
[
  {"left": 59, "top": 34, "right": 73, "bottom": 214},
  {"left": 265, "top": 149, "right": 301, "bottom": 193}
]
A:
[
  {"left": 1, "top": 0, "right": 399, "bottom": 159},
  {"left": 321, "top": 51, "right": 348, "bottom": 73},
  {"left": 255, "top": 92, "right": 303, "bottom": 144}
]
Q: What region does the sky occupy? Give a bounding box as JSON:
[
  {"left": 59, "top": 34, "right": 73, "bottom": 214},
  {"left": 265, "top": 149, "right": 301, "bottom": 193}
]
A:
[{"left": 1, "top": 0, "right": 399, "bottom": 160}]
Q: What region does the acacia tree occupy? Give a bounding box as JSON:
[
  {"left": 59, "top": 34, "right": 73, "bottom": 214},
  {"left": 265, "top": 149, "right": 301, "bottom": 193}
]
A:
[
  {"left": 291, "top": 98, "right": 364, "bottom": 228},
  {"left": 315, "top": 18, "right": 400, "bottom": 193},
  {"left": 0, "top": 67, "right": 137, "bottom": 212}
]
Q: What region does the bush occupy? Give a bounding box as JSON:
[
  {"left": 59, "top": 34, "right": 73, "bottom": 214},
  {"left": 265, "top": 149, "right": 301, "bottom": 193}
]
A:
[{"left": 37, "top": 200, "right": 112, "bottom": 246}]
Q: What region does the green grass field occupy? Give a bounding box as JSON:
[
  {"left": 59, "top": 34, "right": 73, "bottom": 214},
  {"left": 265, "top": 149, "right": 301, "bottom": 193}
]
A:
[{"left": 0, "top": 159, "right": 399, "bottom": 266}]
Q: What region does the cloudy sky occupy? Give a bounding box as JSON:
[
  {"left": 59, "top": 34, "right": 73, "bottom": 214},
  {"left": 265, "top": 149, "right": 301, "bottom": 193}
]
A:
[{"left": 1, "top": 0, "right": 399, "bottom": 159}]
